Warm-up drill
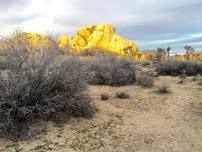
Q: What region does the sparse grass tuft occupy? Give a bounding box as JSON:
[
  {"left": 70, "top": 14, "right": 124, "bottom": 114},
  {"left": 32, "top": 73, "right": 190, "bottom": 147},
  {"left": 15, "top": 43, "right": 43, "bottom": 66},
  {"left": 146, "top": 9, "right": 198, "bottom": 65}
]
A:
[
  {"left": 198, "top": 77, "right": 202, "bottom": 86},
  {"left": 115, "top": 92, "right": 130, "bottom": 99},
  {"left": 198, "top": 80, "right": 202, "bottom": 86},
  {"left": 101, "top": 93, "right": 109, "bottom": 101},
  {"left": 179, "top": 71, "right": 187, "bottom": 79},
  {"left": 193, "top": 74, "right": 201, "bottom": 81},
  {"left": 178, "top": 78, "right": 185, "bottom": 84},
  {"left": 192, "top": 74, "right": 202, "bottom": 85},
  {"left": 157, "top": 82, "right": 170, "bottom": 94}
]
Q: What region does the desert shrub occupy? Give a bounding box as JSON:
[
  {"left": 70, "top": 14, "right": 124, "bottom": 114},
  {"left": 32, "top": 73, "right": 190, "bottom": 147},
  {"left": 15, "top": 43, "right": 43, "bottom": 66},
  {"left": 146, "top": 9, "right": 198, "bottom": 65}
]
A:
[
  {"left": 137, "top": 72, "right": 154, "bottom": 88},
  {"left": 178, "top": 70, "right": 186, "bottom": 84},
  {"left": 179, "top": 70, "right": 187, "bottom": 79},
  {"left": 85, "top": 54, "right": 136, "bottom": 86},
  {"left": 193, "top": 74, "right": 201, "bottom": 81},
  {"left": 156, "top": 61, "right": 202, "bottom": 76},
  {"left": 100, "top": 93, "right": 109, "bottom": 101},
  {"left": 0, "top": 50, "right": 95, "bottom": 138},
  {"left": 141, "top": 61, "right": 151, "bottom": 67},
  {"left": 150, "top": 71, "right": 159, "bottom": 77},
  {"left": 157, "top": 82, "right": 170, "bottom": 94},
  {"left": 193, "top": 77, "right": 197, "bottom": 81},
  {"left": 197, "top": 76, "right": 202, "bottom": 85},
  {"left": 115, "top": 92, "right": 130, "bottom": 99},
  {"left": 79, "top": 49, "right": 95, "bottom": 56},
  {"left": 198, "top": 79, "right": 202, "bottom": 86},
  {"left": 79, "top": 48, "right": 109, "bottom": 56},
  {"left": 178, "top": 78, "right": 185, "bottom": 84}
]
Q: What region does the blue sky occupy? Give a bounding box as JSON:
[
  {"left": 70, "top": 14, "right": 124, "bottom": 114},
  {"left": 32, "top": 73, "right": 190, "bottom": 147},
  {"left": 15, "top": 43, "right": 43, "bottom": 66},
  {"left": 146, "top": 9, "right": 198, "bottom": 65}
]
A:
[{"left": 0, "top": 0, "right": 202, "bottom": 53}]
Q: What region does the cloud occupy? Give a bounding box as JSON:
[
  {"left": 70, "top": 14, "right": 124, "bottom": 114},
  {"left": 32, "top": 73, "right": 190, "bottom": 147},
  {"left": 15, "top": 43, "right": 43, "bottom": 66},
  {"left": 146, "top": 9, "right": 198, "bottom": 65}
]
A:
[
  {"left": 0, "top": 0, "right": 26, "bottom": 10},
  {"left": 0, "top": 0, "right": 201, "bottom": 52}
]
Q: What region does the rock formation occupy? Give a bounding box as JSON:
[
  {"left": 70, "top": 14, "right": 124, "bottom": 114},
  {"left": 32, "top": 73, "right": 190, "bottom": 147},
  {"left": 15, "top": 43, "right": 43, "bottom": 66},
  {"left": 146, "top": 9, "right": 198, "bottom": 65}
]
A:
[{"left": 58, "top": 24, "right": 141, "bottom": 60}]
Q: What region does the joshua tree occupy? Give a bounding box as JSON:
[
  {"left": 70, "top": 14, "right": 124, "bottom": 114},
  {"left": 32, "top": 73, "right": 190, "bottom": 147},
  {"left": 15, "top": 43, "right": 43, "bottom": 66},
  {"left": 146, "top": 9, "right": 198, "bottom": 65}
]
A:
[
  {"left": 166, "top": 47, "right": 171, "bottom": 58},
  {"left": 184, "top": 45, "right": 195, "bottom": 61},
  {"left": 156, "top": 48, "right": 166, "bottom": 61}
]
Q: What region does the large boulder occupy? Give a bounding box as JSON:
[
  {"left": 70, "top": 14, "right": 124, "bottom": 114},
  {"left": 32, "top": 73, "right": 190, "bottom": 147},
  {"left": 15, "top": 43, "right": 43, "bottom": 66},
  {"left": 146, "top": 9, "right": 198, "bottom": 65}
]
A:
[{"left": 58, "top": 24, "right": 141, "bottom": 60}]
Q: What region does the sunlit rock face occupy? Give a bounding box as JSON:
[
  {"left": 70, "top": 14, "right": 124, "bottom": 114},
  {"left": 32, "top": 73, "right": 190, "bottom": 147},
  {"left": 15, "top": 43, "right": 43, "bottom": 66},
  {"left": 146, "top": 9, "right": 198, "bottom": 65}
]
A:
[
  {"left": 58, "top": 35, "right": 73, "bottom": 48},
  {"left": 58, "top": 24, "right": 141, "bottom": 60},
  {"left": 0, "top": 32, "right": 55, "bottom": 51}
]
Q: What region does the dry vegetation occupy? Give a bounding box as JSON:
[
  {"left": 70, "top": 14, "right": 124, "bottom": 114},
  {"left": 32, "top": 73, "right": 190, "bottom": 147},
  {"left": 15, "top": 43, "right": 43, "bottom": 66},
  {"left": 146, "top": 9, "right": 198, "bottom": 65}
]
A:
[
  {"left": 115, "top": 91, "right": 130, "bottom": 99},
  {"left": 100, "top": 93, "right": 109, "bottom": 101},
  {"left": 0, "top": 47, "right": 95, "bottom": 139},
  {"left": 156, "top": 61, "right": 202, "bottom": 76},
  {"left": 136, "top": 72, "right": 154, "bottom": 88},
  {"left": 0, "top": 37, "right": 202, "bottom": 151},
  {"left": 84, "top": 54, "right": 137, "bottom": 86}
]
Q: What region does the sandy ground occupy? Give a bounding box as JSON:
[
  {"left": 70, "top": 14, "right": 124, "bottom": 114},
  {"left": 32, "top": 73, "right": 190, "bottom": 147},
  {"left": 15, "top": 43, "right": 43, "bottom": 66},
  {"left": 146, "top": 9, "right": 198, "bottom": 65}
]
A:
[{"left": 0, "top": 76, "right": 202, "bottom": 152}]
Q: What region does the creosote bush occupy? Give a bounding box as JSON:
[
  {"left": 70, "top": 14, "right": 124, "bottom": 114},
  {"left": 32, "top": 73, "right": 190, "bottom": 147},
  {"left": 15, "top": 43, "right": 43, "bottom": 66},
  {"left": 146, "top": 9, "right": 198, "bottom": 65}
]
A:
[
  {"left": 0, "top": 49, "right": 95, "bottom": 138},
  {"left": 115, "top": 92, "right": 130, "bottom": 99},
  {"left": 156, "top": 61, "right": 202, "bottom": 76},
  {"left": 85, "top": 54, "right": 137, "bottom": 86}
]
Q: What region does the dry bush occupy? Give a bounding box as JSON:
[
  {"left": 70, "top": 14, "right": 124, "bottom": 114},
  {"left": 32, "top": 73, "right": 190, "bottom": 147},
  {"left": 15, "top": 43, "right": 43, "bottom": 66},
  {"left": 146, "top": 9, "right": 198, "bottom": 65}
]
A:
[
  {"left": 157, "top": 82, "right": 170, "bottom": 94},
  {"left": 197, "top": 76, "right": 202, "bottom": 85},
  {"left": 179, "top": 70, "right": 187, "bottom": 79},
  {"left": 85, "top": 54, "right": 137, "bottom": 86},
  {"left": 115, "top": 92, "right": 130, "bottom": 99},
  {"left": 100, "top": 93, "right": 109, "bottom": 101},
  {"left": 178, "top": 78, "right": 185, "bottom": 84},
  {"left": 156, "top": 61, "right": 202, "bottom": 76},
  {"left": 193, "top": 74, "right": 202, "bottom": 85},
  {"left": 198, "top": 80, "right": 202, "bottom": 86},
  {"left": 0, "top": 49, "right": 95, "bottom": 138},
  {"left": 193, "top": 74, "right": 201, "bottom": 81},
  {"left": 141, "top": 61, "right": 151, "bottom": 67},
  {"left": 79, "top": 48, "right": 109, "bottom": 56},
  {"left": 137, "top": 72, "right": 154, "bottom": 88},
  {"left": 178, "top": 70, "right": 186, "bottom": 84}
]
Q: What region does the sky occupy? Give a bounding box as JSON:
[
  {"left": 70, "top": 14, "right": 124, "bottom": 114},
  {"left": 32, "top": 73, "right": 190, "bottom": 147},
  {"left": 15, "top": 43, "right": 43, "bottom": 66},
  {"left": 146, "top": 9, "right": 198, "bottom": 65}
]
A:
[{"left": 0, "top": 0, "right": 202, "bottom": 53}]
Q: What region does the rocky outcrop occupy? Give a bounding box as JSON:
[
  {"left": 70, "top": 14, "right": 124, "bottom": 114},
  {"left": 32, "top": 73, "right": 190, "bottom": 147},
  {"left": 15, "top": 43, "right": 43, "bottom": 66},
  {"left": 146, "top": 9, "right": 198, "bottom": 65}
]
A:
[{"left": 58, "top": 24, "right": 141, "bottom": 60}]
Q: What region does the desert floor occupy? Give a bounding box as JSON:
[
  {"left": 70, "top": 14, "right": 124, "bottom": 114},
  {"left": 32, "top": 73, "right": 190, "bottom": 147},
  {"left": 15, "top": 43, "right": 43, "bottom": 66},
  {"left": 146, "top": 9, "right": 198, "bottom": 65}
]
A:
[{"left": 0, "top": 76, "right": 202, "bottom": 152}]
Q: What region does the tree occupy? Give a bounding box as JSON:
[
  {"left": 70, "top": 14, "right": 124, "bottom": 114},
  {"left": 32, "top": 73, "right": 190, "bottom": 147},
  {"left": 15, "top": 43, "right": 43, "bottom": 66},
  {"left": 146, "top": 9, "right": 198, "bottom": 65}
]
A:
[
  {"left": 166, "top": 47, "right": 171, "bottom": 58},
  {"left": 166, "top": 47, "right": 171, "bottom": 61},
  {"left": 156, "top": 48, "right": 166, "bottom": 61},
  {"left": 184, "top": 45, "right": 195, "bottom": 61}
]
